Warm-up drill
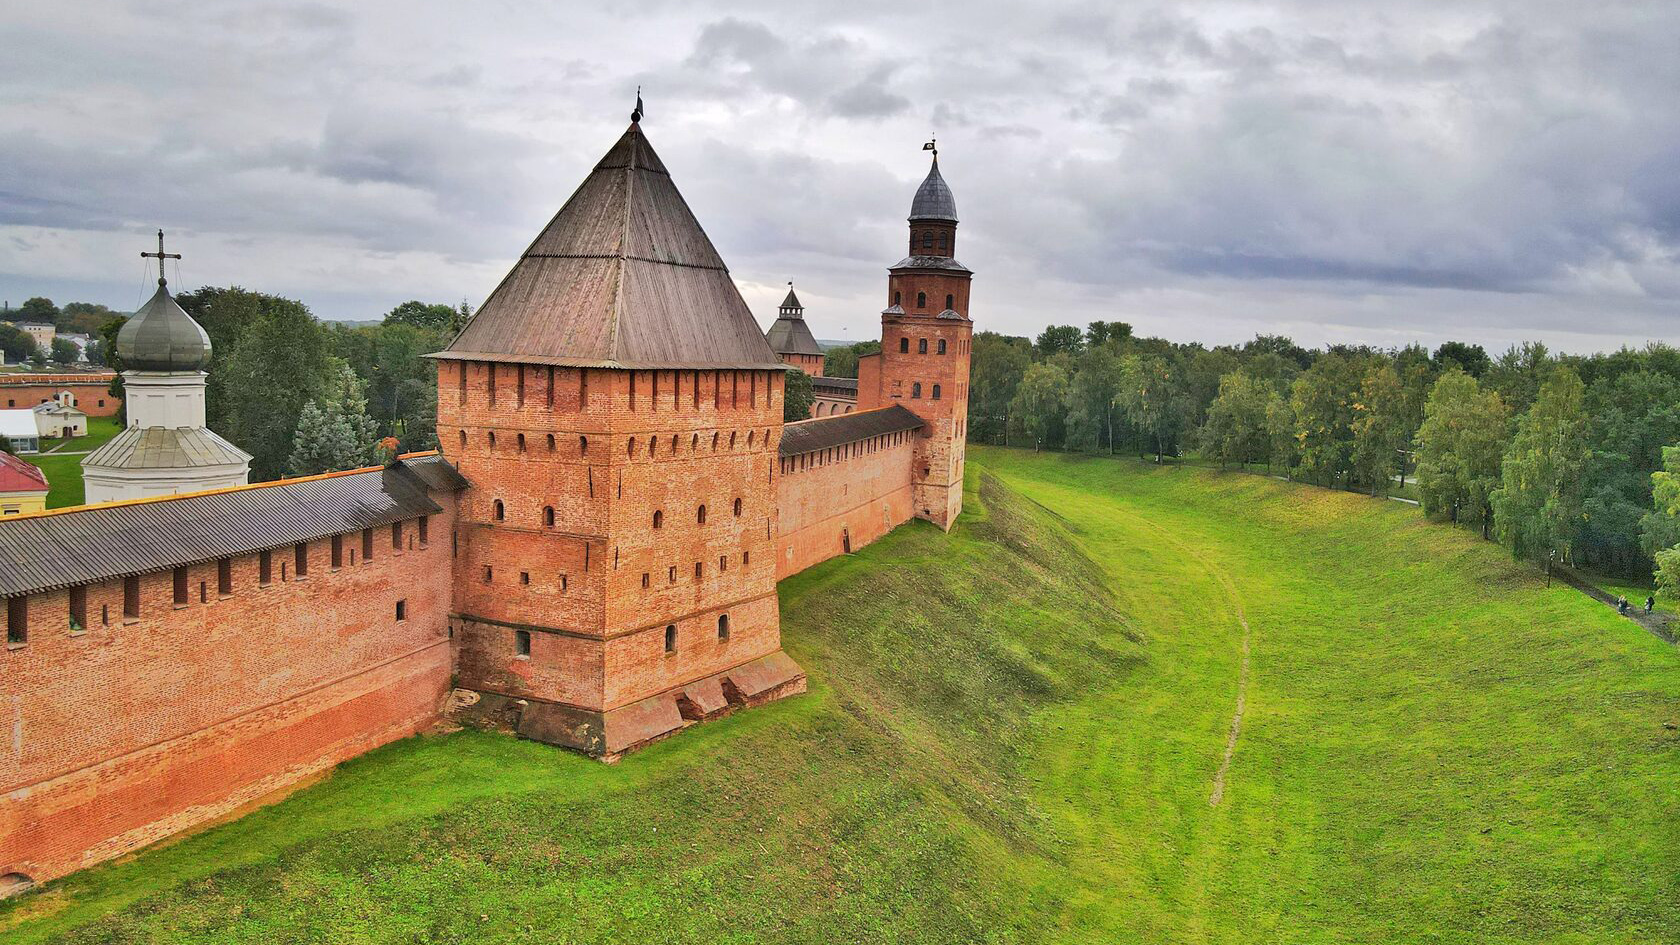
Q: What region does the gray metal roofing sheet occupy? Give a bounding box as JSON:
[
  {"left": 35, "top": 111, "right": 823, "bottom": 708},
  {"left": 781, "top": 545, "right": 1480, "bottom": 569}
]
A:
[
  {"left": 438, "top": 123, "right": 783, "bottom": 371},
  {"left": 0, "top": 457, "right": 462, "bottom": 597},
  {"left": 83, "top": 425, "right": 251, "bottom": 470},
  {"left": 778, "top": 404, "right": 924, "bottom": 458}
]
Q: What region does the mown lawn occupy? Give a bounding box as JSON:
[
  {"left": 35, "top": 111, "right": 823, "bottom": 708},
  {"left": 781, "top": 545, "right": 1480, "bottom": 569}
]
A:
[
  {"left": 3, "top": 446, "right": 1677, "bottom": 943},
  {"left": 24, "top": 416, "right": 122, "bottom": 507}
]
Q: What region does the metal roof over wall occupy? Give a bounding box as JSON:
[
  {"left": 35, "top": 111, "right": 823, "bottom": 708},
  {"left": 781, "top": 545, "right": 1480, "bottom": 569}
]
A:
[
  {"left": 778, "top": 404, "right": 923, "bottom": 458},
  {"left": 0, "top": 454, "right": 466, "bottom": 597},
  {"left": 437, "top": 123, "right": 784, "bottom": 371}
]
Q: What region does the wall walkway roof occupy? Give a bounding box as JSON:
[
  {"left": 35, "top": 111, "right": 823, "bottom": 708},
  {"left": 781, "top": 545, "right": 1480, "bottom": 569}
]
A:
[{"left": 0, "top": 453, "right": 466, "bottom": 597}]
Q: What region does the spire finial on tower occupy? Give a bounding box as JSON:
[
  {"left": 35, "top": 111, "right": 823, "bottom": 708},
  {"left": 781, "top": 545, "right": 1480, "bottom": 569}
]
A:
[
  {"left": 631, "top": 86, "right": 644, "bottom": 124},
  {"left": 141, "top": 229, "right": 182, "bottom": 287},
  {"left": 923, "top": 135, "right": 937, "bottom": 160}
]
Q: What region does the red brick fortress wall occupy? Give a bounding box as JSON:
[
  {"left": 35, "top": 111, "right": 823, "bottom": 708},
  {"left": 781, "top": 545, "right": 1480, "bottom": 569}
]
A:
[
  {"left": 775, "top": 426, "right": 915, "bottom": 579},
  {"left": 0, "top": 374, "right": 120, "bottom": 415},
  {"left": 0, "top": 503, "right": 455, "bottom": 886}
]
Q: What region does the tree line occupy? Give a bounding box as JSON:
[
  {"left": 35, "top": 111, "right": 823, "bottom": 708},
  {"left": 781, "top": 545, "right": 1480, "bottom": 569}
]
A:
[
  {"left": 928, "top": 321, "right": 1680, "bottom": 589},
  {"left": 0, "top": 296, "right": 119, "bottom": 365},
  {"left": 91, "top": 290, "right": 468, "bottom": 481}
]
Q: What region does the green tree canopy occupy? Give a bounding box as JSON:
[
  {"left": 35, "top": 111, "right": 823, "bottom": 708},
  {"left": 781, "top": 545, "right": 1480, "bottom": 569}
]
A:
[
  {"left": 49, "top": 336, "right": 80, "bottom": 365},
  {"left": 287, "top": 361, "right": 379, "bottom": 476},
  {"left": 1118, "top": 354, "right": 1190, "bottom": 462},
  {"left": 1290, "top": 353, "right": 1367, "bottom": 487},
  {"left": 1199, "top": 371, "right": 1277, "bottom": 469},
  {"left": 822, "top": 340, "right": 879, "bottom": 379},
  {"left": 1432, "top": 341, "right": 1490, "bottom": 377},
  {"left": 1012, "top": 361, "right": 1069, "bottom": 450},
  {"left": 1492, "top": 368, "right": 1590, "bottom": 565},
  {"left": 0, "top": 324, "right": 36, "bottom": 363},
  {"left": 783, "top": 369, "right": 815, "bottom": 423},
  {"left": 1350, "top": 362, "right": 1407, "bottom": 496},
  {"left": 1414, "top": 370, "right": 1511, "bottom": 534},
  {"left": 382, "top": 300, "right": 461, "bottom": 334},
  {"left": 1035, "top": 324, "right": 1084, "bottom": 357},
  {"left": 16, "top": 296, "right": 58, "bottom": 324},
  {"left": 220, "top": 303, "right": 334, "bottom": 480}
]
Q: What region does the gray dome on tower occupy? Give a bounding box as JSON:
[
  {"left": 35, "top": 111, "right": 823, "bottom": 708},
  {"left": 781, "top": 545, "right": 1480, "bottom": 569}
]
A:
[
  {"left": 908, "top": 157, "right": 957, "bottom": 223},
  {"left": 116, "top": 283, "right": 212, "bottom": 372}
]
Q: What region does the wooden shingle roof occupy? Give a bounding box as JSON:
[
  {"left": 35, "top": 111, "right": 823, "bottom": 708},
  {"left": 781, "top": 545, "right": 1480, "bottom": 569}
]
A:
[{"left": 437, "top": 123, "right": 784, "bottom": 371}]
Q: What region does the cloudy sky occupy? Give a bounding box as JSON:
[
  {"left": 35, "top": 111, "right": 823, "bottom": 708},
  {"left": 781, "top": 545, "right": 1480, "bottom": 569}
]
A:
[{"left": 1, "top": 1, "right": 1676, "bottom": 354}]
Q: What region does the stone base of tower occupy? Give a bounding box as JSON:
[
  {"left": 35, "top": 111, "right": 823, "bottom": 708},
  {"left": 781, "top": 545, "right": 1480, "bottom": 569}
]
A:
[
  {"left": 912, "top": 479, "right": 964, "bottom": 532},
  {"left": 450, "top": 650, "right": 806, "bottom": 761}
]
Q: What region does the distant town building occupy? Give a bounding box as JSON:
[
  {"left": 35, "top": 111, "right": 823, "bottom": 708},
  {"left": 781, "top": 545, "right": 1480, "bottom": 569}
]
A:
[
  {"left": 82, "top": 262, "right": 249, "bottom": 502},
  {"left": 32, "top": 399, "right": 87, "bottom": 439},
  {"left": 6, "top": 321, "right": 56, "bottom": 351},
  {"left": 0, "top": 452, "right": 48, "bottom": 515}
]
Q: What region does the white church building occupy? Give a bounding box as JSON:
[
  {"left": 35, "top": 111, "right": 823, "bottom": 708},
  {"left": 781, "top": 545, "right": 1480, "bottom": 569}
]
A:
[{"left": 81, "top": 262, "right": 250, "bottom": 502}]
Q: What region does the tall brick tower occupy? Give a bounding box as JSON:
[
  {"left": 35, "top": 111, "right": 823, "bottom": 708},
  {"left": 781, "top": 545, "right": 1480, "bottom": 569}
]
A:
[
  {"left": 858, "top": 148, "right": 972, "bottom": 529},
  {"left": 433, "top": 116, "right": 806, "bottom": 758}
]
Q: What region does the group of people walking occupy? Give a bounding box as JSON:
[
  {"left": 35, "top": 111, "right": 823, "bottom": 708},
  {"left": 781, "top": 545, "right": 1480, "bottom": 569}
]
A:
[{"left": 1615, "top": 594, "right": 1655, "bottom": 617}]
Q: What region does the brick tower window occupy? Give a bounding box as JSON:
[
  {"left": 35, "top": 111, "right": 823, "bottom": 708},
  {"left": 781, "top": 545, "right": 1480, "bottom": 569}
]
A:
[
  {"left": 515, "top": 629, "right": 531, "bottom": 657},
  {"left": 912, "top": 382, "right": 923, "bottom": 399},
  {"left": 124, "top": 575, "right": 140, "bottom": 618},
  {"left": 627, "top": 437, "right": 636, "bottom": 457},
  {"left": 733, "top": 497, "right": 743, "bottom": 517},
  {"left": 218, "top": 558, "right": 232, "bottom": 595},
  {"left": 893, "top": 290, "right": 901, "bottom": 306},
  {"left": 579, "top": 435, "right": 588, "bottom": 454},
  {"left": 652, "top": 510, "right": 663, "bottom": 529},
  {"left": 7, "top": 596, "right": 26, "bottom": 645},
  {"left": 717, "top": 613, "right": 729, "bottom": 641},
  {"left": 697, "top": 504, "right": 707, "bottom": 524},
  {"left": 664, "top": 624, "right": 677, "bottom": 654},
  {"left": 362, "top": 528, "right": 374, "bottom": 562},
  {"left": 173, "top": 567, "right": 188, "bottom": 605},
  {"left": 517, "top": 433, "right": 526, "bottom": 452},
  {"left": 938, "top": 339, "right": 947, "bottom": 354},
  {"left": 295, "top": 543, "right": 308, "bottom": 577},
  {"left": 543, "top": 506, "right": 555, "bottom": 526},
  {"left": 918, "top": 338, "right": 928, "bottom": 354},
  {"left": 547, "top": 433, "right": 555, "bottom": 452},
  {"left": 899, "top": 337, "right": 909, "bottom": 353},
  {"left": 458, "top": 430, "right": 466, "bottom": 450},
  {"left": 488, "top": 431, "right": 496, "bottom": 448},
  {"left": 331, "top": 535, "right": 343, "bottom": 569},
  {"left": 395, "top": 599, "right": 407, "bottom": 621},
  {"left": 917, "top": 292, "right": 926, "bottom": 308},
  {"left": 932, "top": 384, "right": 942, "bottom": 400},
  {"left": 493, "top": 500, "right": 505, "bottom": 521},
  {"left": 945, "top": 294, "right": 954, "bottom": 310},
  {"left": 259, "top": 550, "right": 273, "bottom": 585}
]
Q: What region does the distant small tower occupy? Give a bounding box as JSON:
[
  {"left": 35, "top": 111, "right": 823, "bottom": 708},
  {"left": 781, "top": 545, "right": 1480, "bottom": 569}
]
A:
[
  {"left": 858, "top": 146, "right": 972, "bottom": 529},
  {"left": 765, "top": 283, "right": 824, "bottom": 376},
  {"left": 82, "top": 232, "right": 250, "bottom": 502}
]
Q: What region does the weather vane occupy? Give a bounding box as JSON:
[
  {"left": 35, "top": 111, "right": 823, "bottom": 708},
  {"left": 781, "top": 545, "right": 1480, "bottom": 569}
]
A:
[
  {"left": 631, "top": 86, "right": 644, "bottom": 123},
  {"left": 923, "top": 134, "right": 937, "bottom": 158},
  {"left": 140, "top": 229, "right": 181, "bottom": 287}
]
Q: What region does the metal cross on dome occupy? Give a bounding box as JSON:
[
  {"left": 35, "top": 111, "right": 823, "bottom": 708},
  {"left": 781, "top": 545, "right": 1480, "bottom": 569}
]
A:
[{"left": 141, "top": 229, "right": 181, "bottom": 286}]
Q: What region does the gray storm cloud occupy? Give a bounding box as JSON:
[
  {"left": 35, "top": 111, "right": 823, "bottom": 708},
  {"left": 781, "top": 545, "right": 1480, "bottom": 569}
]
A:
[{"left": 0, "top": 0, "right": 1675, "bottom": 353}]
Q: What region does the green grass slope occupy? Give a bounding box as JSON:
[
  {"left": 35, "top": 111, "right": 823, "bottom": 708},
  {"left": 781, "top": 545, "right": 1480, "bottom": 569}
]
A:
[{"left": 4, "top": 447, "right": 1678, "bottom": 943}]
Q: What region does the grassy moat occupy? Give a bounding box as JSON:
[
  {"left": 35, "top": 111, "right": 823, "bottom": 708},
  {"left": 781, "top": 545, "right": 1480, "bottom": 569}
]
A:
[{"left": 5, "top": 446, "right": 1678, "bottom": 943}]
